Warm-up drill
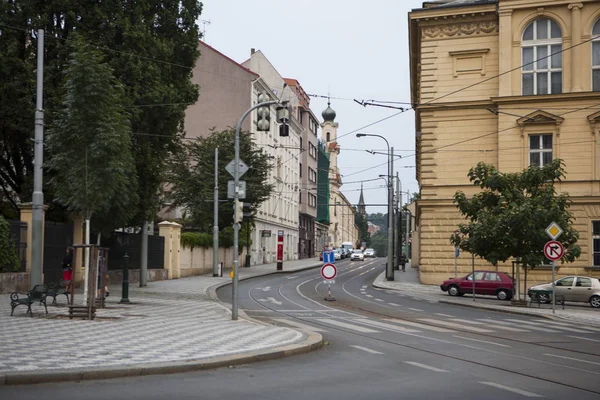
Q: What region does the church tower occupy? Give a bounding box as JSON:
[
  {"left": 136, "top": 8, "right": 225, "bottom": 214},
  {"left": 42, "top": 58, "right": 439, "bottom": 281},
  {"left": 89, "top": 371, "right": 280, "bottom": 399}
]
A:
[
  {"left": 357, "top": 183, "right": 366, "bottom": 215},
  {"left": 321, "top": 101, "right": 341, "bottom": 189}
]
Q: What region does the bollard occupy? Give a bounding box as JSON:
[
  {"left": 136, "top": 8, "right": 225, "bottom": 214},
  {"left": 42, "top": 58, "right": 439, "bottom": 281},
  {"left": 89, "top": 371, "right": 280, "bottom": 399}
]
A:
[{"left": 119, "top": 253, "right": 131, "bottom": 304}]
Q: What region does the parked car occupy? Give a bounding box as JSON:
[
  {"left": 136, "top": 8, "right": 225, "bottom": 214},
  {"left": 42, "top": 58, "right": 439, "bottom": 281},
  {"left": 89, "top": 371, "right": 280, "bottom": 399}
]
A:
[
  {"left": 364, "top": 248, "right": 376, "bottom": 258},
  {"left": 336, "top": 248, "right": 346, "bottom": 259},
  {"left": 350, "top": 249, "right": 365, "bottom": 261},
  {"left": 440, "top": 271, "right": 514, "bottom": 300},
  {"left": 333, "top": 249, "right": 342, "bottom": 260},
  {"left": 528, "top": 276, "right": 600, "bottom": 308}
]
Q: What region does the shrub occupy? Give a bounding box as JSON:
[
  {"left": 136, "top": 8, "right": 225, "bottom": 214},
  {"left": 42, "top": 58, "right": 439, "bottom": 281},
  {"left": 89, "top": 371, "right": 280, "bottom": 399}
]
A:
[{"left": 0, "top": 216, "right": 20, "bottom": 272}]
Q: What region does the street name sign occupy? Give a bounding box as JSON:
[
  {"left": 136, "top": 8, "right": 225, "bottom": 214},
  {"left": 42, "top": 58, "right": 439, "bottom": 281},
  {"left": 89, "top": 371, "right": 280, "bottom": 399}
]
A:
[
  {"left": 321, "top": 263, "right": 337, "bottom": 280},
  {"left": 545, "top": 222, "right": 563, "bottom": 240},
  {"left": 225, "top": 159, "right": 249, "bottom": 178},
  {"left": 544, "top": 240, "right": 564, "bottom": 261},
  {"left": 227, "top": 180, "right": 246, "bottom": 199}
]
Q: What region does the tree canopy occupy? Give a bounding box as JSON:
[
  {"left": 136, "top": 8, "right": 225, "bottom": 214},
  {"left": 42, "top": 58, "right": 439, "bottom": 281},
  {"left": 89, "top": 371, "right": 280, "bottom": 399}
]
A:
[
  {"left": 168, "top": 129, "right": 274, "bottom": 231},
  {"left": 450, "top": 160, "right": 581, "bottom": 268},
  {"left": 45, "top": 37, "right": 138, "bottom": 234}
]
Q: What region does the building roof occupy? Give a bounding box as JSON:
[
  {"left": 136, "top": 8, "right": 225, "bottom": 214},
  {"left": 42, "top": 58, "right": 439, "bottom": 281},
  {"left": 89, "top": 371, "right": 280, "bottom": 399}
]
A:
[
  {"left": 420, "top": 0, "right": 497, "bottom": 9},
  {"left": 198, "top": 41, "right": 259, "bottom": 77}
]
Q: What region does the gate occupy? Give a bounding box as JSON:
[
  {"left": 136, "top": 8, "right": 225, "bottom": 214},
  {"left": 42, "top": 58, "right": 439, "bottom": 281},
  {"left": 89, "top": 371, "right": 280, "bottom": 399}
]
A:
[
  {"left": 104, "top": 232, "right": 164, "bottom": 270},
  {"left": 43, "top": 222, "right": 73, "bottom": 284},
  {"left": 7, "top": 220, "right": 27, "bottom": 272}
]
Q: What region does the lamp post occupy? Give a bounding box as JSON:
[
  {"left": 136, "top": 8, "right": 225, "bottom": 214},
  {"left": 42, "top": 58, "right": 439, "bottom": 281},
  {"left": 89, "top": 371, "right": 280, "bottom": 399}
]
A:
[{"left": 357, "top": 133, "right": 394, "bottom": 281}]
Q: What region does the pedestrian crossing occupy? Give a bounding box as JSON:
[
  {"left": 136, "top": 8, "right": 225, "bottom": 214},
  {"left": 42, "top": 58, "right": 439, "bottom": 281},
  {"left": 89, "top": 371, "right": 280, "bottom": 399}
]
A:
[{"left": 272, "top": 315, "right": 600, "bottom": 337}]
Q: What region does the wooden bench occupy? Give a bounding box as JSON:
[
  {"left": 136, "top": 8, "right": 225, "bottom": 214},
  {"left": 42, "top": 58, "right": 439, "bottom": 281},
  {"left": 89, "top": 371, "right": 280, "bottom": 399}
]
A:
[
  {"left": 10, "top": 285, "right": 49, "bottom": 316},
  {"left": 47, "top": 280, "right": 71, "bottom": 305},
  {"left": 528, "top": 290, "right": 565, "bottom": 310}
]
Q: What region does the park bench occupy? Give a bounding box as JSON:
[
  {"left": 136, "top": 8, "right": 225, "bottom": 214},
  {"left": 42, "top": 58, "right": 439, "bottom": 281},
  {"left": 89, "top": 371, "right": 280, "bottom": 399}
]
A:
[
  {"left": 10, "top": 284, "right": 49, "bottom": 316},
  {"left": 47, "top": 280, "right": 71, "bottom": 305},
  {"left": 528, "top": 290, "right": 565, "bottom": 310}
]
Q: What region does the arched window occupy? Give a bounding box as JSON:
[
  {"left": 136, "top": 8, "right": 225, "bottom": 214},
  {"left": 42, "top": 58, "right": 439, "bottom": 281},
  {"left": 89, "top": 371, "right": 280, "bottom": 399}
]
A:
[
  {"left": 522, "top": 19, "right": 562, "bottom": 95},
  {"left": 326, "top": 132, "right": 330, "bottom": 142},
  {"left": 593, "top": 19, "right": 600, "bottom": 91}
]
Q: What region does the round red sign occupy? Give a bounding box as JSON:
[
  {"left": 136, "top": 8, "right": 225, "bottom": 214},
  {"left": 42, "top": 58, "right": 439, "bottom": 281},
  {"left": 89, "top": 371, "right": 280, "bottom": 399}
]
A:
[{"left": 321, "top": 263, "right": 337, "bottom": 280}]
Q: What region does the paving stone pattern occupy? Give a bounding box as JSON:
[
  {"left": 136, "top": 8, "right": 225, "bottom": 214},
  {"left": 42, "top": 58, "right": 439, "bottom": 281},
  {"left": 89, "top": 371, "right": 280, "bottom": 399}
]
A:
[{"left": 0, "top": 260, "right": 322, "bottom": 374}]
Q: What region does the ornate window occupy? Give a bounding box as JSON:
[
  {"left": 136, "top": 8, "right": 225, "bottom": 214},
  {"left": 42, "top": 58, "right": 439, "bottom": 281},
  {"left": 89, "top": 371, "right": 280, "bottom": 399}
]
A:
[
  {"left": 522, "top": 19, "right": 562, "bottom": 95},
  {"left": 593, "top": 221, "right": 600, "bottom": 266},
  {"left": 593, "top": 19, "right": 600, "bottom": 91},
  {"left": 529, "top": 134, "right": 553, "bottom": 167}
]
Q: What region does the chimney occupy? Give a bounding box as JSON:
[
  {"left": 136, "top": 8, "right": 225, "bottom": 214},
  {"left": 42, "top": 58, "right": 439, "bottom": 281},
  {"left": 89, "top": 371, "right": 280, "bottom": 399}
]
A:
[{"left": 251, "top": 48, "right": 256, "bottom": 55}]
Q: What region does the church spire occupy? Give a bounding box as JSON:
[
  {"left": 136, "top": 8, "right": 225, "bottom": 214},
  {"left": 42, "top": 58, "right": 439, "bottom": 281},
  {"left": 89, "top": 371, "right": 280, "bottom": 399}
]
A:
[{"left": 358, "top": 183, "right": 366, "bottom": 215}]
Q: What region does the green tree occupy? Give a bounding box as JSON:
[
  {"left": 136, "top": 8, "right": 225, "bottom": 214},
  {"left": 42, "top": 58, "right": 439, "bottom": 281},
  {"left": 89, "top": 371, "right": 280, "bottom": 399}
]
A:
[
  {"left": 45, "top": 38, "right": 138, "bottom": 236},
  {"left": 0, "top": 216, "right": 21, "bottom": 272},
  {"left": 0, "top": 1, "right": 202, "bottom": 223},
  {"left": 355, "top": 210, "right": 370, "bottom": 246},
  {"left": 450, "top": 160, "right": 581, "bottom": 270},
  {"left": 370, "top": 231, "right": 388, "bottom": 257},
  {"left": 168, "top": 129, "right": 274, "bottom": 231}
]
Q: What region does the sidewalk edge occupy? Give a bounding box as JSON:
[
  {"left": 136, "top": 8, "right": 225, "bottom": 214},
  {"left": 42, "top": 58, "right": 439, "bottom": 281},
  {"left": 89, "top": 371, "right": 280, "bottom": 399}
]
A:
[{"left": 0, "top": 331, "right": 322, "bottom": 386}]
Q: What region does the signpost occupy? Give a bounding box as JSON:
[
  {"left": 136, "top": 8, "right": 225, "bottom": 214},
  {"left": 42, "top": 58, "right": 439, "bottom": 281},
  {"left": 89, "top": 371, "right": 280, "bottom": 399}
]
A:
[
  {"left": 276, "top": 230, "right": 284, "bottom": 271},
  {"left": 544, "top": 222, "right": 564, "bottom": 315},
  {"left": 321, "top": 263, "right": 337, "bottom": 301},
  {"left": 322, "top": 251, "right": 335, "bottom": 264}
]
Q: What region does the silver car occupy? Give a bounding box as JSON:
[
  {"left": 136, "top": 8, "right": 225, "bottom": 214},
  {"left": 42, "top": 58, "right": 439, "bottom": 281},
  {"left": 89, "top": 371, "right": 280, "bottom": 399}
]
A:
[
  {"left": 528, "top": 276, "right": 600, "bottom": 308},
  {"left": 350, "top": 249, "right": 365, "bottom": 261}
]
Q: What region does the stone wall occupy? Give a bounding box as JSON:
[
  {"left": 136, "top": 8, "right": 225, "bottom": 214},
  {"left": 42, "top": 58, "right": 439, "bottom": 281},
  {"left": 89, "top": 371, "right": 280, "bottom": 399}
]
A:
[
  {"left": 0, "top": 273, "right": 29, "bottom": 293},
  {"left": 179, "top": 246, "right": 247, "bottom": 277}
]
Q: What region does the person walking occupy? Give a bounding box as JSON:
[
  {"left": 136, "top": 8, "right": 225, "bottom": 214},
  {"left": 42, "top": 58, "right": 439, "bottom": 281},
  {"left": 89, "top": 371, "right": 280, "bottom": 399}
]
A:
[
  {"left": 62, "top": 247, "right": 74, "bottom": 292},
  {"left": 399, "top": 253, "right": 407, "bottom": 272}
]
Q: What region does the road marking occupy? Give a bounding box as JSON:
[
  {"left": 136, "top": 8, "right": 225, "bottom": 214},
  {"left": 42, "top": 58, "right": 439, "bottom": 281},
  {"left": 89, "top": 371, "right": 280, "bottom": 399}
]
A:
[
  {"left": 272, "top": 318, "right": 328, "bottom": 332},
  {"left": 532, "top": 319, "right": 600, "bottom": 332},
  {"left": 435, "top": 313, "right": 454, "bottom": 318},
  {"left": 453, "top": 335, "right": 511, "bottom": 348},
  {"left": 258, "top": 297, "right": 282, "bottom": 305},
  {"left": 473, "top": 319, "right": 532, "bottom": 332},
  {"left": 418, "top": 318, "right": 494, "bottom": 333},
  {"left": 285, "top": 276, "right": 298, "bottom": 280},
  {"left": 388, "top": 303, "right": 400, "bottom": 306},
  {"left": 350, "top": 345, "right": 384, "bottom": 354},
  {"left": 353, "top": 319, "right": 421, "bottom": 333},
  {"left": 567, "top": 335, "right": 600, "bottom": 343},
  {"left": 407, "top": 308, "right": 424, "bottom": 312},
  {"left": 544, "top": 353, "right": 600, "bottom": 366},
  {"left": 383, "top": 319, "right": 456, "bottom": 333},
  {"left": 365, "top": 295, "right": 373, "bottom": 298},
  {"left": 317, "top": 318, "right": 380, "bottom": 333},
  {"left": 362, "top": 285, "right": 368, "bottom": 289},
  {"left": 479, "top": 382, "right": 542, "bottom": 397},
  {"left": 375, "top": 298, "right": 384, "bottom": 302},
  {"left": 257, "top": 286, "right": 271, "bottom": 292},
  {"left": 404, "top": 361, "right": 447, "bottom": 373},
  {"left": 411, "top": 297, "right": 422, "bottom": 301},
  {"left": 504, "top": 319, "right": 592, "bottom": 333}
]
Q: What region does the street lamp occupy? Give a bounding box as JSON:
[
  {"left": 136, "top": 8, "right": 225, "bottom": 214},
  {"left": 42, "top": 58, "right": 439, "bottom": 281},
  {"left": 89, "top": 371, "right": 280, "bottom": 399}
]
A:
[{"left": 357, "top": 133, "right": 394, "bottom": 281}]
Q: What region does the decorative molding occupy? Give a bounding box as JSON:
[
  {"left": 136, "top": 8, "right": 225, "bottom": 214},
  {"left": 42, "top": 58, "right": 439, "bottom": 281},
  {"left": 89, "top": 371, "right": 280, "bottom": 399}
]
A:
[
  {"left": 568, "top": 3, "right": 583, "bottom": 11},
  {"left": 517, "top": 109, "right": 564, "bottom": 138},
  {"left": 587, "top": 111, "right": 600, "bottom": 135},
  {"left": 422, "top": 18, "right": 498, "bottom": 39},
  {"left": 449, "top": 48, "right": 490, "bottom": 77}
]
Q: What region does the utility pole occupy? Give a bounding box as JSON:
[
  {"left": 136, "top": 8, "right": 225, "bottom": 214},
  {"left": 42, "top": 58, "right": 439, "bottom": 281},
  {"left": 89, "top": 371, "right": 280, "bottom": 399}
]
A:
[
  {"left": 213, "top": 147, "right": 219, "bottom": 276},
  {"left": 395, "top": 173, "right": 401, "bottom": 270},
  {"left": 386, "top": 147, "right": 394, "bottom": 281},
  {"left": 31, "top": 29, "right": 45, "bottom": 289},
  {"left": 140, "top": 221, "right": 148, "bottom": 287}
]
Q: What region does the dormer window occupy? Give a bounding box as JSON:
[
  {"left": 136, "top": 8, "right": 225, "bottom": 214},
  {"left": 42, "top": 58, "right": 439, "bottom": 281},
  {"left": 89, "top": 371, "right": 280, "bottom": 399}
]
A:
[{"left": 522, "top": 19, "right": 562, "bottom": 95}]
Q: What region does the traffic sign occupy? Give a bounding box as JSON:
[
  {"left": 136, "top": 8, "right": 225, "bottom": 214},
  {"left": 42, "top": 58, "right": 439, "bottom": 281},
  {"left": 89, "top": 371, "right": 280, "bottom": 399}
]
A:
[
  {"left": 545, "top": 222, "right": 563, "bottom": 240},
  {"left": 227, "top": 180, "right": 246, "bottom": 199},
  {"left": 321, "top": 263, "right": 337, "bottom": 280},
  {"left": 225, "top": 159, "right": 249, "bottom": 178},
  {"left": 322, "top": 251, "right": 335, "bottom": 264},
  {"left": 544, "top": 240, "right": 564, "bottom": 261}
]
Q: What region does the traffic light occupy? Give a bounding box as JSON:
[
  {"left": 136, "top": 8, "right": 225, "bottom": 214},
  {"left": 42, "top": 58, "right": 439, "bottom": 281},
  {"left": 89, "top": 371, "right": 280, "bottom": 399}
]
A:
[
  {"left": 277, "top": 105, "right": 290, "bottom": 137},
  {"left": 257, "top": 93, "right": 270, "bottom": 131},
  {"left": 234, "top": 199, "right": 243, "bottom": 224},
  {"left": 242, "top": 202, "right": 254, "bottom": 219}
]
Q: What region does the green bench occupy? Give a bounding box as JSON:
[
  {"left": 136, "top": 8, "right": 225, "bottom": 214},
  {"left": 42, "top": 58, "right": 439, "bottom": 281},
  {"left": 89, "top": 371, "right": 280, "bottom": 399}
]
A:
[
  {"left": 528, "top": 289, "right": 565, "bottom": 310},
  {"left": 10, "top": 285, "right": 49, "bottom": 316},
  {"left": 47, "top": 280, "right": 71, "bottom": 305}
]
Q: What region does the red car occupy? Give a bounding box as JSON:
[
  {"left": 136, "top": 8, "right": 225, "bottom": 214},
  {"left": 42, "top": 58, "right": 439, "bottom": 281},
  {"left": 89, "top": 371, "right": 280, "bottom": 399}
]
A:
[{"left": 440, "top": 271, "right": 514, "bottom": 300}]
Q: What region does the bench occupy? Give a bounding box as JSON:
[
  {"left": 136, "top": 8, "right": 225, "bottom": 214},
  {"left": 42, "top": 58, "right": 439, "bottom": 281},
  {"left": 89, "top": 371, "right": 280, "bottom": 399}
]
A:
[
  {"left": 47, "top": 280, "right": 71, "bottom": 305},
  {"left": 528, "top": 290, "right": 565, "bottom": 310},
  {"left": 10, "top": 285, "right": 49, "bottom": 316}
]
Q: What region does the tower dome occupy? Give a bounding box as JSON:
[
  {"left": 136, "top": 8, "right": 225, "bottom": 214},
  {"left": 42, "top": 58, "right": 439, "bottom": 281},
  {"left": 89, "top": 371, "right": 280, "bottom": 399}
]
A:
[{"left": 322, "top": 101, "right": 336, "bottom": 122}]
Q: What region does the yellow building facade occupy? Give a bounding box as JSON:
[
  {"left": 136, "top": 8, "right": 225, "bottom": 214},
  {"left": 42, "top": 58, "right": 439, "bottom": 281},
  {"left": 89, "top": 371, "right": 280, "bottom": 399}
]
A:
[{"left": 409, "top": 0, "right": 600, "bottom": 286}]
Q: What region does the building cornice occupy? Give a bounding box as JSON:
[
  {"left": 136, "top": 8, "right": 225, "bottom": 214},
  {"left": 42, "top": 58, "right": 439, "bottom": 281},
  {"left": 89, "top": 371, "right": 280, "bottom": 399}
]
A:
[
  {"left": 409, "top": 5, "right": 497, "bottom": 20},
  {"left": 417, "top": 99, "right": 495, "bottom": 110},
  {"left": 492, "top": 92, "right": 600, "bottom": 105}
]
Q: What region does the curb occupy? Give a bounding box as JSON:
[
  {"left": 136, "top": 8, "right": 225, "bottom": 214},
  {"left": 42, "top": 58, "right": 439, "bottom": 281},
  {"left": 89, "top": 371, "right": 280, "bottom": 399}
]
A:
[{"left": 0, "top": 331, "right": 323, "bottom": 386}]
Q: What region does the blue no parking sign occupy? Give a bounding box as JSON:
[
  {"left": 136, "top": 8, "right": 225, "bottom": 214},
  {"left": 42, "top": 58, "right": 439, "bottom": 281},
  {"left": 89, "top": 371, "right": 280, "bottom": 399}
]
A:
[{"left": 322, "top": 251, "right": 335, "bottom": 264}]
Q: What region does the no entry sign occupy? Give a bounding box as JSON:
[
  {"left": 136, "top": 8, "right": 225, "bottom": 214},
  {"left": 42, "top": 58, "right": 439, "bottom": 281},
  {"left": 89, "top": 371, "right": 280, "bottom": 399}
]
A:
[{"left": 321, "top": 263, "right": 337, "bottom": 280}]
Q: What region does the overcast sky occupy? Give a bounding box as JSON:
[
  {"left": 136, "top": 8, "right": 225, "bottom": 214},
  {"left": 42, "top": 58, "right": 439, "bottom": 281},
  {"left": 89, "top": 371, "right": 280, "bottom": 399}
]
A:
[{"left": 201, "top": 0, "right": 425, "bottom": 214}]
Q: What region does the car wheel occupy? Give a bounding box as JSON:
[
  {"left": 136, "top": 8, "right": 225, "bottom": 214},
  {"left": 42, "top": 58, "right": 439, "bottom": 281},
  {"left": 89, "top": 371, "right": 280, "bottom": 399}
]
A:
[
  {"left": 538, "top": 293, "right": 551, "bottom": 304},
  {"left": 447, "top": 285, "right": 460, "bottom": 297},
  {"left": 496, "top": 289, "right": 510, "bottom": 301},
  {"left": 590, "top": 295, "right": 600, "bottom": 308}
]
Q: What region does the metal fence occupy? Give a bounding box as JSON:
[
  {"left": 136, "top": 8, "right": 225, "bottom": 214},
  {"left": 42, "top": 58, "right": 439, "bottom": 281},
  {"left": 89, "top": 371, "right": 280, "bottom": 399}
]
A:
[
  {"left": 6, "top": 220, "right": 27, "bottom": 272},
  {"left": 44, "top": 221, "right": 74, "bottom": 283},
  {"left": 104, "top": 231, "right": 164, "bottom": 270}
]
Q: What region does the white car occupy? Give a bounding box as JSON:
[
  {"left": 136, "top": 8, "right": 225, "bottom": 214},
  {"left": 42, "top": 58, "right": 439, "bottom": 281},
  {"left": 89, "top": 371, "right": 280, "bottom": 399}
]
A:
[
  {"left": 350, "top": 249, "right": 365, "bottom": 261},
  {"left": 364, "top": 248, "right": 375, "bottom": 257},
  {"left": 333, "top": 249, "right": 342, "bottom": 260}
]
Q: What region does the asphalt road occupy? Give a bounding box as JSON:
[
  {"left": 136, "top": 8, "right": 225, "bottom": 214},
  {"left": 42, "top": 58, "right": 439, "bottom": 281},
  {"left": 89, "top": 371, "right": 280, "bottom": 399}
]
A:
[{"left": 2, "top": 257, "right": 600, "bottom": 399}]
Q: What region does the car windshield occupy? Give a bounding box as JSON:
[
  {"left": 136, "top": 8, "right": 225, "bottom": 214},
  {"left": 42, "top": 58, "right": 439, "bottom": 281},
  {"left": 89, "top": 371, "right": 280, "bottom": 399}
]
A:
[
  {"left": 353, "top": 250, "right": 362, "bottom": 254},
  {"left": 365, "top": 249, "right": 374, "bottom": 252}
]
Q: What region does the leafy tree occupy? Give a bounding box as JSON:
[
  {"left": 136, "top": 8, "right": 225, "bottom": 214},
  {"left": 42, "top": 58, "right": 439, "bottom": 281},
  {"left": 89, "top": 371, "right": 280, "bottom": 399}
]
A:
[
  {"left": 45, "top": 37, "right": 138, "bottom": 235},
  {"left": 0, "top": 1, "right": 202, "bottom": 224},
  {"left": 450, "top": 160, "right": 581, "bottom": 270},
  {"left": 354, "top": 210, "right": 370, "bottom": 245},
  {"left": 370, "top": 231, "right": 388, "bottom": 257},
  {"left": 367, "top": 212, "right": 388, "bottom": 231},
  {"left": 168, "top": 129, "right": 274, "bottom": 232},
  {"left": 0, "top": 216, "right": 21, "bottom": 272}
]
